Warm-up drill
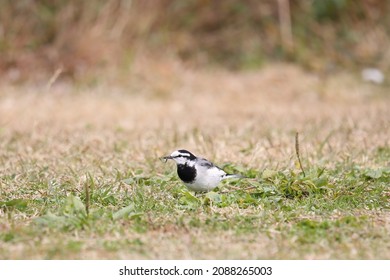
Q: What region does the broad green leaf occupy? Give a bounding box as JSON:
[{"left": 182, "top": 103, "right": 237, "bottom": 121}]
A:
[
  {"left": 364, "top": 169, "right": 383, "bottom": 179},
  {"left": 113, "top": 204, "right": 136, "bottom": 220},
  {"left": 35, "top": 212, "right": 67, "bottom": 226},
  {"left": 121, "top": 178, "right": 134, "bottom": 184},
  {"left": 0, "top": 199, "right": 28, "bottom": 210},
  {"left": 314, "top": 177, "right": 328, "bottom": 188},
  {"left": 64, "top": 195, "right": 86, "bottom": 214},
  {"left": 205, "top": 191, "right": 222, "bottom": 203},
  {"left": 262, "top": 169, "right": 277, "bottom": 179}
]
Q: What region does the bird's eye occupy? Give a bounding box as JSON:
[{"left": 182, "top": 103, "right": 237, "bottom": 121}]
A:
[{"left": 174, "top": 153, "right": 190, "bottom": 159}]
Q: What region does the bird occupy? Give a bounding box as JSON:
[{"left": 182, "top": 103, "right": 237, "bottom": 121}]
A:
[{"left": 161, "top": 149, "right": 244, "bottom": 192}]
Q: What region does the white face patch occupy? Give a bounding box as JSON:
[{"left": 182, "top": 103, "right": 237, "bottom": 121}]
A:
[
  {"left": 169, "top": 150, "right": 194, "bottom": 165},
  {"left": 170, "top": 151, "right": 190, "bottom": 158}
]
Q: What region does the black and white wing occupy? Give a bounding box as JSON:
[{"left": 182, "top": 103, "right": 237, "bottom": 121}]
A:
[
  {"left": 198, "top": 158, "right": 243, "bottom": 180},
  {"left": 198, "top": 158, "right": 227, "bottom": 172}
]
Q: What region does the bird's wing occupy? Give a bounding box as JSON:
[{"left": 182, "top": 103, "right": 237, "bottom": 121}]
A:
[
  {"left": 197, "top": 158, "right": 215, "bottom": 168},
  {"left": 198, "top": 158, "right": 244, "bottom": 180},
  {"left": 198, "top": 158, "right": 227, "bottom": 175}
]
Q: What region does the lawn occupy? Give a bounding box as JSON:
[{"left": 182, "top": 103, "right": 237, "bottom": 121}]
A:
[{"left": 0, "top": 64, "right": 389, "bottom": 259}]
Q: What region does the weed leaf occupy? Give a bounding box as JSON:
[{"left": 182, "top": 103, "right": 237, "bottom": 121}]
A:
[
  {"left": 113, "top": 204, "right": 138, "bottom": 220},
  {"left": 205, "top": 191, "right": 222, "bottom": 203},
  {"left": 64, "top": 195, "right": 86, "bottom": 215},
  {"left": 262, "top": 169, "right": 277, "bottom": 179},
  {"left": 0, "top": 199, "right": 28, "bottom": 210}
]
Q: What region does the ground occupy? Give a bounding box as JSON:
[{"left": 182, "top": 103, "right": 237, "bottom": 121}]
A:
[{"left": 0, "top": 63, "right": 389, "bottom": 259}]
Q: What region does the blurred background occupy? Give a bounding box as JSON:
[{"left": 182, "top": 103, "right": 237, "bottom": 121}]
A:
[
  {"left": 1, "top": 1, "right": 389, "bottom": 260},
  {"left": 1, "top": 0, "right": 389, "bottom": 84}
]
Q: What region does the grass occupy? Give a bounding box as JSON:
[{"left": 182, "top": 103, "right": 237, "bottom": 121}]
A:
[{"left": 0, "top": 63, "right": 389, "bottom": 259}]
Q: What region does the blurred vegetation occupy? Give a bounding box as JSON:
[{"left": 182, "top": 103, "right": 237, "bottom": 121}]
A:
[{"left": 0, "top": 0, "right": 389, "bottom": 81}]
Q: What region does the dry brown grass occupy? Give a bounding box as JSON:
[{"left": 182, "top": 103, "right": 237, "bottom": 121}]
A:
[
  {"left": 1, "top": 61, "right": 388, "bottom": 164},
  {"left": 0, "top": 61, "right": 389, "bottom": 259}
]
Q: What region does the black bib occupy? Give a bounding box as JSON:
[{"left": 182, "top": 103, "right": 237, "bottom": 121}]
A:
[{"left": 177, "top": 164, "right": 197, "bottom": 183}]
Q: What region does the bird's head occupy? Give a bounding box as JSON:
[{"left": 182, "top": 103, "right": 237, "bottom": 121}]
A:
[{"left": 161, "top": 149, "right": 196, "bottom": 165}]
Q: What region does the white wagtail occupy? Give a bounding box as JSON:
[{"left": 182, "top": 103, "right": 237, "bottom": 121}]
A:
[{"left": 161, "top": 149, "right": 244, "bottom": 192}]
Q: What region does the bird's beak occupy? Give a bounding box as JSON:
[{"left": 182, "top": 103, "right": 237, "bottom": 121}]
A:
[{"left": 160, "top": 155, "right": 172, "bottom": 163}]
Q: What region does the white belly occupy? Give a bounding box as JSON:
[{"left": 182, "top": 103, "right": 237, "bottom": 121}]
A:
[{"left": 184, "top": 166, "right": 225, "bottom": 192}]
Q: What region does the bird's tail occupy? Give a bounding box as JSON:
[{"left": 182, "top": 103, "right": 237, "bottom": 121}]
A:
[{"left": 223, "top": 174, "right": 245, "bottom": 180}]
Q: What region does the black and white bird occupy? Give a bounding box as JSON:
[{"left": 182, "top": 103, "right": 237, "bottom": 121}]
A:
[{"left": 161, "top": 149, "right": 243, "bottom": 192}]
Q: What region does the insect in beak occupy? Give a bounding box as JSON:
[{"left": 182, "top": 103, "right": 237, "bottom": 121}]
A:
[{"left": 160, "top": 156, "right": 172, "bottom": 163}]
